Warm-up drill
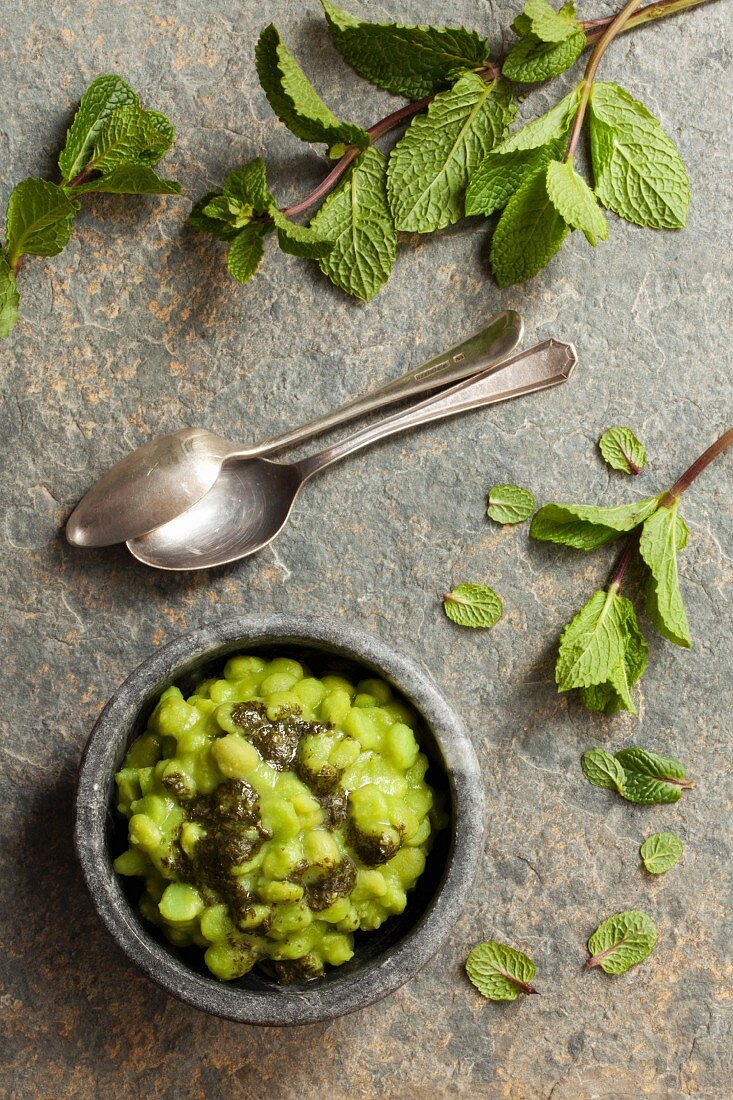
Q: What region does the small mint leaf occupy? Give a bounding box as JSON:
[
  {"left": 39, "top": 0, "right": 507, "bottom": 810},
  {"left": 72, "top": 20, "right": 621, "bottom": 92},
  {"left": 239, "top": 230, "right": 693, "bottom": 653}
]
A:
[
  {"left": 599, "top": 427, "right": 648, "bottom": 475},
  {"left": 69, "top": 164, "right": 181, "bottom": 196},
  {"left": 59, "top": 75, "right": 139, "bottom": 182},
  {"left": 496, "top": 87, "right": 583, "bottom": 153},
  {"left": 487, "top": 484, "right": 536, "bottom": 524},
  {"left": 223, "top": 158, "right": 273, "bottom": 217},
  {"left": 188, "top": 193, "right": 240, "bottom": 241},
  {"left": 227, "top": 223, "right": 266, "bottom": 284},
  {"left": 388, "top": 75, "right": 516, "bottom": 233},
  {"left": 581, "top": 749, "right": 626, "bottom": 794},
  {"left": 271, "top": 209, "right": 334, "bottom": 258},
  {"left": 466, "top": 941, "right": 538, "bottom": 1001},
  {"left": 587, "top": 910, "right": 657, "bottom": 974},
  {"left": 0, "top": 253, "right": 20, "bottom": 338},
  {"left": 525, "top": 0, "right": 579, "bottom": 43},
  {"left": 489, "top": 166, "right": 568, "bottom": 287},
  {"left": 466, "top": 140, "right": 564, "bottom": 217},
  {"left": 640, "top": 832, "right": 683, "bottom": 875},
  {"left": 545, "top": 159, "right": 608, "bottom": 246},
  {"left": 502, "top": 26, "right": 585, "bottom": 83},
  {"left": 310, "top": 147, "right": 396, "bottom": 301},
  {"left": 86, "top": 105, "right": 170, "bottom": 174},
  {"left": 589, "top": 82, "right": 690, "bottom": 229},
  {"left": 255, "top": 24, "right": 369, "bottom": 149},
  {"left": 443, "top": 583, "right": 503, "bottom": 629},
  {"left": 615, "top": 747, "right": 694, "bottom": 805},
  {"left": 555, "top": 587, "right": 647, "bottom": 714},
  {"left": 321, "top": 0, "right": 490, "bottom": 101},
  {"left": 5, "top": 179, "right": 79, "bottom": 267}
]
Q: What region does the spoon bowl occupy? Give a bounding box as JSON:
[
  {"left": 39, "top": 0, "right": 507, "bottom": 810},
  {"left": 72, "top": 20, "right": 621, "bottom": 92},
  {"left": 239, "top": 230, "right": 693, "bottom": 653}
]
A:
[{"left": 127, "top": 458, "right": 302, "bottom": 569}]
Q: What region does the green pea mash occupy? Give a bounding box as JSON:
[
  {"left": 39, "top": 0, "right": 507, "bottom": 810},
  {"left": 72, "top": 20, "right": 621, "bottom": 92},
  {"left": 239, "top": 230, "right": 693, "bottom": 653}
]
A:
[{"left": 113, "top": 654, "right": 444, "bottom": 982}]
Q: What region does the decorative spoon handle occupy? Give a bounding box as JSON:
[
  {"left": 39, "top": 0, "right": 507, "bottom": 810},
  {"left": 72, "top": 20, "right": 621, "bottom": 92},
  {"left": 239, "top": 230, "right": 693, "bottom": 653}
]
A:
[
  {"left": 295, "top": 340, "right": 577, "bottom": 483},
  {"left": 235, "top": 310, "right": 523, "bottom": 458}
]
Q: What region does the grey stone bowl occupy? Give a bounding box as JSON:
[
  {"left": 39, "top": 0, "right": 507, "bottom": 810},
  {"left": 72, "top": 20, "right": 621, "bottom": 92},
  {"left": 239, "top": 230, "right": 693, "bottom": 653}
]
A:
[{"left": 75, "top": 614, "right": 483, "bottom": 1025}]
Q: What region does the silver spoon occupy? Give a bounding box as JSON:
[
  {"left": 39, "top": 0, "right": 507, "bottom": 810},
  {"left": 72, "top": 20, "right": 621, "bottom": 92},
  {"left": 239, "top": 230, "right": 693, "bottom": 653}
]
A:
[
  {"left": 127, "top": 339, "right": 577, "bottom": 571},
  {"left": 66, "top": 311, "right": 523, "bottom": 548}
]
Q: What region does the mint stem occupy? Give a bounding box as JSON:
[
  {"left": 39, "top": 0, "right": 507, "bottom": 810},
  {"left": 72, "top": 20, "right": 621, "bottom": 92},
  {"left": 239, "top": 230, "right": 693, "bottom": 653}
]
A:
[
  {"left": 662, "top": 427, "right": 733, "bottom": 503},
  {"left": 608, "top": 529, "right": 641, "bottom": 591},
  {"left": 565, "top": 0, "right": 645, "bottom": 162},
  {"left": 582, "top": 0, "right": 715, "bottom": 45}
]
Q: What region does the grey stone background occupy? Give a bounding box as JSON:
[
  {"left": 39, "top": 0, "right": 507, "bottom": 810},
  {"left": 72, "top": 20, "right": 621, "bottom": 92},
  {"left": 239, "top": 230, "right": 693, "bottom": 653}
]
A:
[{"left": 1, "top": 1, "right": 731, "bottom": 1096}]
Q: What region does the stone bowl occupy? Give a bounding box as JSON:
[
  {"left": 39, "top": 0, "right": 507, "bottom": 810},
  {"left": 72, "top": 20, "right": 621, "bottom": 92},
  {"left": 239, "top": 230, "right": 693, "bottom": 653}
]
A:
[{"left": 75, "top": 614, "right": 483, "bottom": 1025}]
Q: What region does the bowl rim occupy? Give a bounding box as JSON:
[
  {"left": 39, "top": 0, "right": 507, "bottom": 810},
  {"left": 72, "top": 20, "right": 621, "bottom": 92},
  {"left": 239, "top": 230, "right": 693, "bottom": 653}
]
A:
[{"left": 75, "top": 613, "right": 484, "bottom": 1025}]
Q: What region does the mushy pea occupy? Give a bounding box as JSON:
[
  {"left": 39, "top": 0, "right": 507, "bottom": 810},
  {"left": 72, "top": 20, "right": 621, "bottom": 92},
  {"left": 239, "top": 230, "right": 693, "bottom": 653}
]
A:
[{"left": 113, "top": 655, "right": 445, "bottom": 983}]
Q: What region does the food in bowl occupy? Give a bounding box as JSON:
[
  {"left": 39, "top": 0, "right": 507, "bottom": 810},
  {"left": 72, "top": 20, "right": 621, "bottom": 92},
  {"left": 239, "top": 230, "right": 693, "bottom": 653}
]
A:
[{"left": 113, "top": 653, "right": 445, "bottom": 983}]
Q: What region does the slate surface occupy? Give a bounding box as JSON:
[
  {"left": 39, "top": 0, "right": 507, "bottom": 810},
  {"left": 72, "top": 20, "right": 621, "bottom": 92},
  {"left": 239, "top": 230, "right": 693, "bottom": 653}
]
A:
[{"left": 1, "top": 2, "right": 731, "bottom": 1097}]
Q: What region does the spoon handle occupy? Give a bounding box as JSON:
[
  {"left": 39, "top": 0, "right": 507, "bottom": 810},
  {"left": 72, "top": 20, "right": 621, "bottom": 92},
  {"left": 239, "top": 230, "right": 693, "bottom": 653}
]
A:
[
  {"left": 295, "top": 340, "right": 577, "bottom": 483},
  {"left": 233, "top": 310, "right": 523, "bottom": 458}
]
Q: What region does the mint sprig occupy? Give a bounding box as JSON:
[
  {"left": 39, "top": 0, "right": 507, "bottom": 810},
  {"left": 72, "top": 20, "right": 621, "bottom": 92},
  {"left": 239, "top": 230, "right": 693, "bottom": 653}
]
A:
[
  {"left": 536, "top": 429, "right": 732, "bottom": 714},
  {"left": 188, "top": 0, "right": 705, "bottom": 301},
  {"left": 1, "top": 74, "right": 180, "bottom": 339}
]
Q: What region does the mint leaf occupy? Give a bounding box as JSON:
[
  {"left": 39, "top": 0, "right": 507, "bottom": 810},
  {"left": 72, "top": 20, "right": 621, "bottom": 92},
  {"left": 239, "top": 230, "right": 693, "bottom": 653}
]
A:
[
  {"left": 530, "top": 495, "right": 662, "bottom": 550},
  {"left": 188, "top": 193, "right": 240, "bottom": 241},
  {"left": 599, "top": 427, "right": 648, "bottom": 475},
  {"left": 255, "top": 24, "right": 369, "bottom": 149},
  {"left": 466, "top": 141, "right": 564, "bottom": 217},
  {"left": 639, "top": 500, "right": 691, "bottom": 647},
  {"left": 545, "top": 159, "right": 608, "bottom": 245},
  {"left": 578, "top": 602, "right": 648, "bottom": 716},
  {"left": 222, "top": 158, "right": 273, "bottom": 218},
  {"left": 555, "top": 587, "right": 647, "bottom": 713},
  {"left": 137, "top": 111, "right": 175, "bottom": 165},
  {"left": 581, "top": 749, "right": 626, "bottom": 794},
  {"left": 616, "top": 747, "right": 694, "bottom": 805},
  {"left": 443, "top": 584, "right": 503, "bottom": 629},
  {"left": 310, "top": 147, "right": 396, "bottom": 301},
  {"left": 86, "top": 105, "right": 170, "bottom": 174},
  {"left": 0, "top": 254, "right": 20, "bottom": 338},
  {"left": 466, "top": 941, "right": 537, "bottom": 1001},
  {"left": 589, "top": 82, "right": 690, "bottom": 229},
  {"left": 5, "top": 179, "right": 79, "bottom": 267},
  {"left": 387, "top": 75, "right": 516, "bottom": 233},
  {"left": 69, "top": 164, "right": 182, "bottom": 195},
  {"left": 487, "top": 484, "right": 536, "bottom": 524},
  {"left": 321, "top": 0, "right": 490, "bottom": 101},
  {"left": 227, "top": 224, "right": 266, "bottom": 284},
  {"left": 525, "top": 0, "right": 579, "bottom": 43},
  {"left": 466, "top": 89, "right": 581, "bottom": 216},
  {"left": 502, "top": 27, "right": 585, "bottom": 83},
  {"left": 491, "top": 163, "right": 572, "bottom": 286},
  {"left": 640, "top": 832, "right": 683, "bottom": 875},
  {"left": 271, "top": 209, "right": 333, "bottom": 259},
  {"left": 586, "top": 910, "right": 657, "bottom": 974},
  {"left": 59, "top": 74, "right": 139, "bottom": 182},
  {"left": 497, "top": 87, "right": 583, "bottom": 152}
]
